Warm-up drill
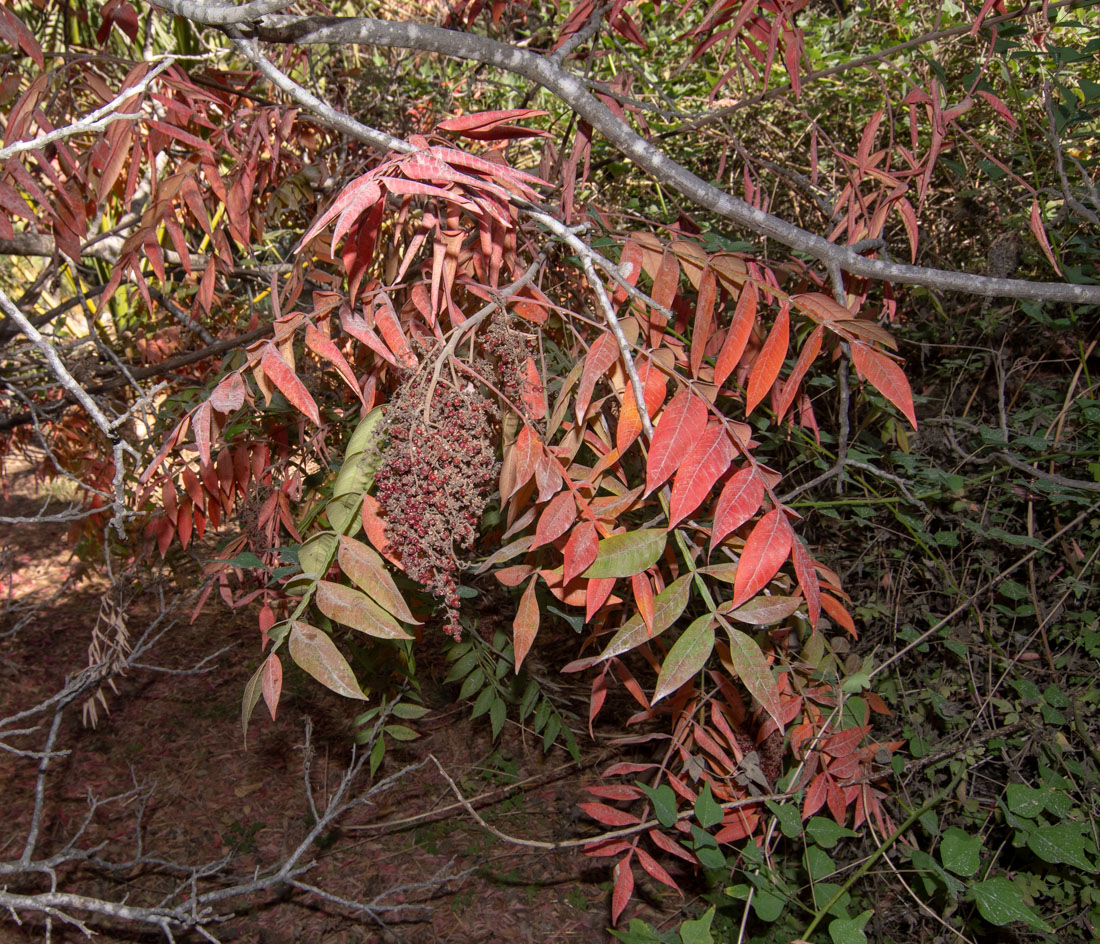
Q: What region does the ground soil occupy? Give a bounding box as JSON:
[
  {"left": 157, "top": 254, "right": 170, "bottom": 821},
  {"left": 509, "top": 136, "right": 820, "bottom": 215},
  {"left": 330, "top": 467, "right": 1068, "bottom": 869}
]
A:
[{"left": 0, "top": 463, "right": 692, "bottom": 943}]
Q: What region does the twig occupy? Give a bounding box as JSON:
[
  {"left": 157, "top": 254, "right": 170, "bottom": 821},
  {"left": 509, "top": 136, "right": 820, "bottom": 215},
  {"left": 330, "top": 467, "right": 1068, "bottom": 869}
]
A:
[{"left": 0, "top": 59, "right": 176, "bottom": 161}]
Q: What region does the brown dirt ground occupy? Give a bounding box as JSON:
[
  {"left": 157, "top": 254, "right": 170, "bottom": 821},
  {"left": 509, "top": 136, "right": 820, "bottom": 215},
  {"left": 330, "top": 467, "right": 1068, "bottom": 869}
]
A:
[{"left": 0, "top": 462, "right": 694, "bottom": 943}]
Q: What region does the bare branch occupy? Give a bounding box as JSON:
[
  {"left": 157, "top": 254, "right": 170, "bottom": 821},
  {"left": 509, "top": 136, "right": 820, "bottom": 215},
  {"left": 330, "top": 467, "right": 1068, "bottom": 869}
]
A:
[{"left": 219, "top": 13, "right": 1100, "bottom": 304}]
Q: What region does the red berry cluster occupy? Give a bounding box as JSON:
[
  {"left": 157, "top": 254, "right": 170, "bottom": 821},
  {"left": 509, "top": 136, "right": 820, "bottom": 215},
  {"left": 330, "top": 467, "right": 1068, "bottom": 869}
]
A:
[
  {"left": 373, "top": 372, "right": 499, "bottom": 638},
  {"left": 481, "top": 315, "right": 539, "bottom": 423}
]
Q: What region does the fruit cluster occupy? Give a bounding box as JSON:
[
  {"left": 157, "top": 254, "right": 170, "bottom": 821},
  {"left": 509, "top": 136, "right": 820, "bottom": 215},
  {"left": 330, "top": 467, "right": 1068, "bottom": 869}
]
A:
[
  {"left": 373, "top": 371, "right": 499, "bottom": 637},
  {"left": 480, "top": 315, "right": 539, "bottom": 423}
]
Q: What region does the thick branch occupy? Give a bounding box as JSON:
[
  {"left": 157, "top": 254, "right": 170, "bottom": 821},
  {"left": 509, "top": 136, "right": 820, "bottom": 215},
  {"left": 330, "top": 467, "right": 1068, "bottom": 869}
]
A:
[{"left": 166, "top": 10, "right": 1100, "bottom": 305}]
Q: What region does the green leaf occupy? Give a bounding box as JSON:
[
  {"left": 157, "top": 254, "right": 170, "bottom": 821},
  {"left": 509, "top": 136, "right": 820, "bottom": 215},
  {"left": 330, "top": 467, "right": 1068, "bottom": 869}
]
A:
[
  {"left": 805, "top": 845, "right": 836, "bottom": 882},
  {"left": 970, "top": 877, "right": 1052, "bottom": 931},
  {"left": 470, "top": 685, "right": 495, "bottom": 720},
  {"left": 1025, "top": 822, "right": 1097, "bottom": 872},
  {"left": 653, "top": 615, "right": 715, "bottom": 703},
  {"left": 241, "top": 660, "right": 264, "bottom": 742},
  {"left": 910, "top": 848, "right": 965, "bottom": 897},
  {"left": 383, "top": 724, "right": 419, "bottom": 741},
  {"left": 369, "top": 736, "right": 385, "bottom": 775},
  {"left": 288, "top": 621, "right": 367, "bottom": 700},
  {"left": 490, "top": 697, "right": 507, "bottom": 740},
  {"left": 940, "top": 827, "right": 982, "bottom": 876},
  {"left": 721, "top": 595, "right": 802, "bottom": 625},
  {"left": 828, "top": 911, "right": 871, "bottom": 944},
  {"left": 542, "top": 711, "right": 561, "bottom": 751},
  {"left": 766, "top": 801, "right": 803, "bottom": 839},
  {"left": 446, "top": 650, "right": 479, "bottom": 683},
  {"left": 695, "top": 781, "right": 723, "bottom": 829},
  {"left": 597, "top": 575, "right": 692, "bottom": 661},
  {"left": 298, "top": 531, "right": 337, "bottom": 577},
  {"left": 751, "top": 888, "right": 785, "bottom": 922},
  {"left": 806, "top": 816, "right": 858, "bottom": 849},
  {"left": 390, "top": 702, "right": 429, "bottom": 720},
  {"left": 609, "top": 918, "right": 668, "bottom": 944},
  {"left": 638, "top": 782, "right": 679, "bottom": 828},
  {"left": 724, "top": 626, "right": 783, "bottom": 730},
  {"left": 581, "top": 528, "right": 667, "bottom": 579},
  {"left": 1005, "top": 784, "right": 1045, "bottom": 818},
  {"left": 338, "top": 536, "right": 420, "bottom": 623},
  {"left": 344, "top": 405, "right": 385, "bottom": 457},
  {"left": 459, "top": 666, "right": 486, "bottom": 700},
  {"left": 679, "top": 906, "right": 715, "bottom": 944},
  {"left": 315, "top": 580, "right": 413, "bottom": 639}
]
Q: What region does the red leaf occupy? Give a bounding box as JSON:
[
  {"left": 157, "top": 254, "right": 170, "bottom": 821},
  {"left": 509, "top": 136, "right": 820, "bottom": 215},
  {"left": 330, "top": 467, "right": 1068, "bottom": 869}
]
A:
[
  {"left": 436, "top": 108, "right": 550, "bottom": 140},
  {"left": 563, "top": 520, "right": 599, "bottom": 585},
  {"left": 373, "top": 296, "right": 417, "bottom": 368},
  {"left": 848, "top": 341, "right": 917, "bottom": 428},
  {"left": 790, "top": 537, "right": 821, "bottom": 630},
  {"left": 691, "top": 267, "right": 717, "bottom": 378},
  {"left": 305, "top": 324, "right": 362, "bottom": 400},
  {"left": 520, "top": 357, "right": 547, "bottom": 419},
  {"left": 581, "top": 802, "right": 641, "bottom": 827},
  {"left": 823, "top": 725, "right": 869, "bottom": 758},
  {"left": 513, "top": 576, "right": 540, "bottom": 671},
  {"left": 331, "top": 179, "right": 382, "bottom": 254},
  {"left": 714, "top": 281, "right": 757, "bottom": 389},
  {"left": 976, "top": 90, "right": 1018, "bottom": 131},
  {"left": 611, "top": 854, "right": 635, "bottom": 925},
  {"left": 509, "top": 424, "right": 541, "bottom": 500},
  {"left": 192, "top": 401, "right": 213, "bottom": 469},
  {"left": 1029, "top": 197, "right": 1062, "bottom": 275},
  {"left": 827, "top": 780, "right": 848, "bottom": 825},
  {"left": 803, "top": 773, "right": 828, "bottom": 820},
  {"left": 646, "top": 390, "right": 708, "bottom": 494},
  {"left": 585, "top": 784, "right": 644, "bottom": 801},
  {"left": 711, "top": 467, "right": 765, "bottom": 550},
  {"left": 585, "top": 576, "right": 617, "bottom": 623},
  {"left": 260, "top": 344, "right": 320, "bottom": 425},
  {"left": 745, "top": 302, "right": 789, "bottom": 416},
  {"left": 668, "top": 424, "right": 733, "bottom": 526},
  {"left": 531, "top": 491, "right": 577, "bottom": 550},
  {"left": 636, "top": 847, "right": 681, "bottom": 893},
  {"left": 576, "top": 331, "right": 621, "bottom": 423},
  {"left": 733, "top": 509, "right": 793, "bottom": 606},
  {"left": 209, "top": 371, "right": 245, "bottom": 413},
  {"left": 262, "top": 653, "right": 282, "bottom": 721},
  {"left": 648, "top": 828, "right": 698, "bottom": 864}
]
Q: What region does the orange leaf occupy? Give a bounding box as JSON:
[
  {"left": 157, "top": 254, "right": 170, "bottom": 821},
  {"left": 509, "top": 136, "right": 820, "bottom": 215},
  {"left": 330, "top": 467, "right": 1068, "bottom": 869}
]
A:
[
  {"left": 645, "top": 390, "right": 708, "bottom": 494},
  {"left": 775, "top": 324, "right": 824, "bottom": 423},
  {"left": 1029, "top": 197, "right": 1062, "bottom": 275},
  {"left": 745, "top": 302, "right": 789, "bottom": 416},
  {"left": 848, "top": 341, "right": 917, "bottom": 428},
  {"left": 632, "top": 572, "right": 655, "bottom": 636},
  {"left": 820, "top": 592, "right": 857, "bottom": 637},
  {"left": 803, "top": 772, "right": 828, "bottom": 820},
  {"left": 616, "top": 355, "right": 666, "bottom": 453},
  {"left": 668, "top": 423, "right": 733, "bottom": 526},
  {"left": 733, "top": 509, "right": 793, "bottom": 606},
  {"left": 513, "top": 576, "right": 540, "bottom": 671}
]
